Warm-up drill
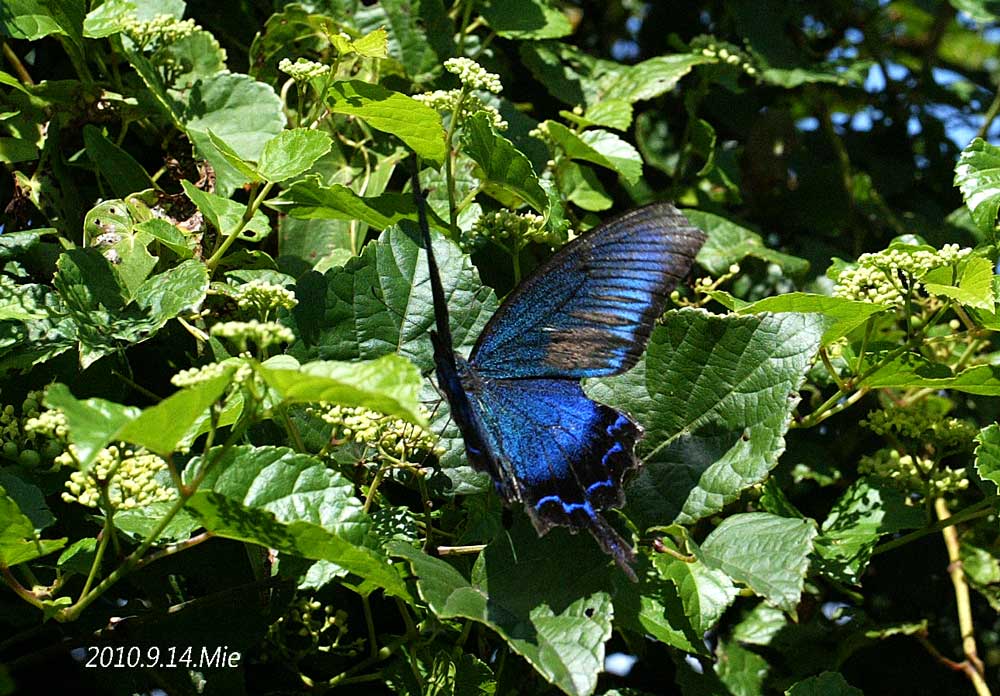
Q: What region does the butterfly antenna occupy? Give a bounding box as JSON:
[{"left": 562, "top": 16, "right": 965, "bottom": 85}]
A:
[{"left": 411, "top": 169, "right": 454, "bottom": 348}]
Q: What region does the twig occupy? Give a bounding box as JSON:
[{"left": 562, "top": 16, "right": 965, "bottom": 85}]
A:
[{"left": 935, "top": 497, "right": 991, "bottom": 696}]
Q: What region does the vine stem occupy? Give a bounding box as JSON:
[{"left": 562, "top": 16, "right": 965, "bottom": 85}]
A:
[
  {"left": 0, "top": 565, "right": 43, "bottom": 609},
  {"left": 935, "top": 498, "right": 991, "bottom": 696},
  {"left": 205, "top": 182, "right": 275, "bottom": 271},
  {"left": 976, "top": 87, "right": 1000, "bottom": 140},
  {"left": 2, "top": 40, "right": 34, "bottom": 85},
  {"left": 444, "top": 85, "right": 470, "bottom": 238},
  {"left": 872, "top": 497, "right": 996, "bottom": 556}
]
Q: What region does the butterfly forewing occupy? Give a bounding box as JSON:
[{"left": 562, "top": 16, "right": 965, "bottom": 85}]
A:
[{"left": 469, "top": 203, "right": 705, "bottom": 380}]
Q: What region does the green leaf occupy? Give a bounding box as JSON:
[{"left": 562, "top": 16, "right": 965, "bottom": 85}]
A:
[
  {"left": 0, "top": 137, "right": 38, "bottom": 163},
  {"left": 185, "top": 445, "right": 410, "bottom": 600},
  {"left": 391, "top": 517, "right": 616, "bottom": 696},
  {"left": 0, "top": 471, "right": 54, "bottom": 531},
  {"left": 862, "top": 353, "right": 1000, "bottom": 395},
  {"left": 259, "top": 355, "right": 427, "bottom": 426},
  {"left": 135, "top": 218, "right": 195, "bottom": 259},
  {"left": 589, "top": 311, "right": 825, "bottom": 527},
  {"left": 580, "top": 99, "right": 634, "bottom": 131},
  {"left": 684, "top": 210, "right": 810, "bottom": 276},
  {"left": 131, "top": 257, "right": 209, "bottom": 326},
  {"left": 82, "top": 0, "right": 136, "bottom": 37},
  {"left": 288, "top": 225, "right": 496, "bottom": 488},
  {"left": 113, "top": 502, "right": 200, "bottom": 543},
  {"left": 955, "top": 137, "right": 1000, "bottom": 240},
  {"left": 269, "top": 178, "right": 444, "bottom": 231},
  {"left": 922, "top": 256, "right": 995, "bottom": 310},
  {"left": 604, "top": 54, "right": 714, "bottom": 103},
  {"left": 737, "top": 293, "right": 889, "bottom": 345},
  {"left": 181, "top": 180, "right": 271, "bottom": 243},
  {"left": 44, "top": 383, "right": 141, "bottom": 472},
  {"left": 158, "top": 29, "right": 227, "bottom": 89},
  {"left": 0, "top": 229, "right": 52, "bottom": 261},
  {"left": 975, "top": 424, "right": 1000, "bottom": 491},
  {"left": 327, "top": 80, "right": 445, "bottom": 166},
  {"left": 116, "top": 371, "right": 234, "bottom": 457},
  {"left": 57, "top": 538, "right": 98, "bottom": 575},
  {"left": 0, "top": 486, "right": 66, "bottom": 567},
  {"left": 557, "top": 161, "right": 612, "bottom": 211},
  {"left": 700, "top": 513, "right": 817, "bottom": 613},
  {"left": 813, "top": 478, "right": 925, "bottom": 584},
  {"left": 657, "top": 548, "right": 738, "bottom": 637},
  {"left": 478, "top": 0, "right": 572, "bottom": 39},
  {"left": 0, "top": 277, "right": 47, "bottom": 321},
  {"left": 204, "top": 130, "right": 263, "bottom": 184},
  {"left": 182, "top": 73, "right": 286, "bottom": 196},
  {"left": 715, "top": 634, "right": 771, "bottom": 696},
  {"left": 351, "top": 27, "right": 389, "bottom": 58},
  {"left": 461, "top": 112, "right": 547, "bottom": 213},
  {"left": 257, "top": 128, "right": 333, "bottom": 183},
  {"left": 0, "top": 0, "right": 84, "bottom": 42},
  {"left": 354, "top": 0, "right": 453, "bottom": 81},
  {"left": 618, "top": 543, "right": 739, "bottom": 654},
  {"left": 544, "top": 122, "right": 643, "bottom": 184},
  {"left": 289, "top": 226, "right": 496, "bottom": 370},
  {"left": 83, "top": 125, "right": 154, "bottom": 197},
  {"left": 785, "top": 672, "right": 864, "bottom": 696}
]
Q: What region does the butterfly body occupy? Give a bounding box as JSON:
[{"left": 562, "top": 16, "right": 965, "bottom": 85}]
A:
[{"left": 417, "top": 188, "right": 705, "bottom": 579}]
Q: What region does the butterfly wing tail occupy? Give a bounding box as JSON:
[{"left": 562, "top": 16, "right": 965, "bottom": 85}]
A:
[{"left": 585, "top": 511, "right": 639, "bottom": 582}]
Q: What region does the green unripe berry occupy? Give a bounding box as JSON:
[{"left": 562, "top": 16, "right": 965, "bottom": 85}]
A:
[
  {"left": 3, "top": 441, "right": 18, "bottom": 459},
  {"left": 18, "top": 449, "right": 40, "bottom": 467}
]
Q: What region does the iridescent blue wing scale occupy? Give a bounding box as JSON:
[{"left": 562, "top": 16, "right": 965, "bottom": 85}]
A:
[
  {"left": 413, "top": 174, "right": 705, "bottom": 580},
  {"left": 467, "top": 376, "right": 642, "bottom": 577},
  {"left": 470, "top": 203, "right": 705, "bottom": 379}
]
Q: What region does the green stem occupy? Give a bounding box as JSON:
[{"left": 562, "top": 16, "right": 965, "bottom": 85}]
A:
[
  {"left": 0, "top": 565, "right": 42, "bottom": 609},
  {"left": 444, "top": 85, "right": 470, "bottom": 239},
  {"left": 2, "top": 40, "right": 34, "bottom": 85},
  {"left": 872, "top": 497, "right": 997, "bottom": 556},
  {"left": 78, "top": 518, "right": 113, "bottom": 601},
  {"left": 977, "top": 88, "right": 1000, "bottom": 140},
  {"left": 855, "top": 316, "right": 874, "bottom": 376},
  {"left": 819, "top": 347, "right": 847, "bottom": 391},
  {"left": 455, "top": 0, "right": 476, "bottom": 55},
  {"left": 936, "top": 498, "right": 992, "bottom": 696},
  {"left": 205, "top": 182, "right": 275, "bottom": 271}
]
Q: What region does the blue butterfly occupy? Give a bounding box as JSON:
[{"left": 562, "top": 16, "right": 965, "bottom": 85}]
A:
[{"left": 415, "top": 180, "right": 706, "bottom": 580}]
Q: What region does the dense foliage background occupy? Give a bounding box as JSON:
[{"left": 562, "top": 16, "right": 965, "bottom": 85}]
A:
[{"left": 2, "top": 1, "right": 1000, "bottom": 694}]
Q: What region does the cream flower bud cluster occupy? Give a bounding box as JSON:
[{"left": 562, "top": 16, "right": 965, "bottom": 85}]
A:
[
  {"left": 470, "top": 210, "right": 554, "bottom": 247},
  {"left": 61, "top": 445, "right": 176, "bottom": 510},
  {"left": 211, "top": 320, "right": 295, "bottom": 350},
  {"left": 278, "top": 57, "right": 331, "bottom": 82},
  {"left": 444, "top": 57, "right": 503, "bottom": 93},
  {"left": 171, "top": 359, "right": 253, "bottom": 388},
  {"left": 833, "top": 245, "right": 972, "bottom": 306},
  {"left": 234, "top": 279, "right": 298, "bottom": 315},
  {"left": 124, "top": 14, "right": 199, "bottom": 44},
  {"left": 316, "top": 404, "right": 440, "bottom": 458},
  {"left": 413, "top": 90, "right": 507, "bottom": 130}
]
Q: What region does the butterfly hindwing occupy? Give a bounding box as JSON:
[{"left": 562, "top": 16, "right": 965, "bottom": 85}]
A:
[
  {"left": 466, "top": 375, "right": 641, "bottom": 578},
  {"left": 470, "top": 202, "right": 705, "bottom": 380}
]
